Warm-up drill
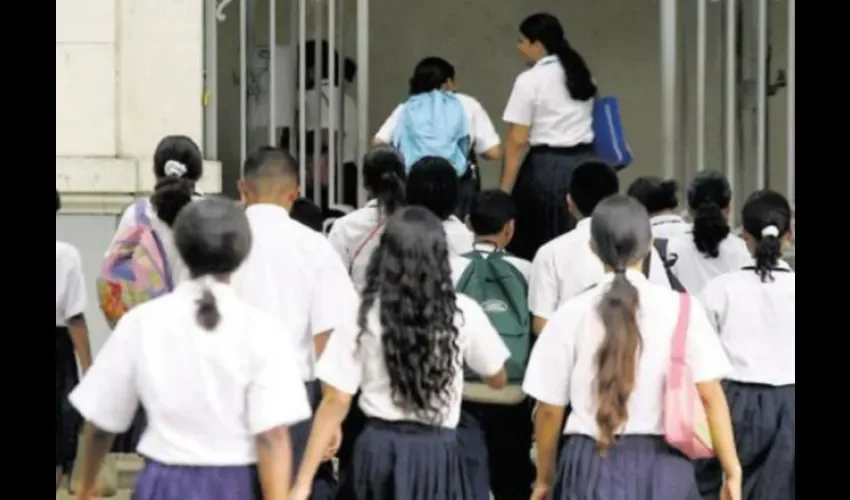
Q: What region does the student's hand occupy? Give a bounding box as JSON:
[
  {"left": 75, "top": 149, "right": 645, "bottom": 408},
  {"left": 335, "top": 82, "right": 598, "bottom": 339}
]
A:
[
  {"left": 530, "top": 481, "right": 549, "bottom": 500},
  {"left": 720, "top": 473, "right": 742, "bottom": 500},
  {"left": 322, "top": 427, "right": 342, "bottom": 461},
  {"left": 289, "top": 482, "right": 311, "bottom": 500}
]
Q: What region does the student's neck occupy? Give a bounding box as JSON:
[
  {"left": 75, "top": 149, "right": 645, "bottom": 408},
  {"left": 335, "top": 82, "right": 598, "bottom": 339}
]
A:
[
  {"left": 247, "top": 198, "right": 293, "bottom": 211},
  {"left": 475, "top": 237, "right": 503, "bottom": 249}
]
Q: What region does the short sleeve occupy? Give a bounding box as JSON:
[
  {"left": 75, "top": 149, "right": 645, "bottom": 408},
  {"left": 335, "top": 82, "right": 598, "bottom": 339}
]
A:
[
  {"left": 309, "top": 246, "right": 359, "bottom": 336},
  {"left": 62, "top": 246, "right": 87, "bottom": 320},
  {"left": 502, "top": 73, "right": 534, "bottom": 126},
  {"left": 469, "top": 100, "right": 501, "bottom": 153},
  {"left": 327, "top": 220, "right": 354, "bottom": 264},
  {"left": 528, "top": 246, "right": 559, "bottom": 320},
  {"left": 697, "top": 279, "right": 729, "bottom": 333},
  {"left": 69, "top": 313, "right": 141, "bottom": 433},
  {"left": 373, "top": 105, "right": 404, "bottom": 143},
  {"left": 522, "top": 307, "right": 575, "bottom": 406},
  {"left": 685, "top": 298, "right": 733, "bottom": 383},
  {"left": 247, "top": 319, "right": 313, "bottom": 434},
  {"left": 315, "top": 310, "right": 362, "bottom": 394},
  {"left": 459, "top": 297, "right": 510, "bottom": 377}
]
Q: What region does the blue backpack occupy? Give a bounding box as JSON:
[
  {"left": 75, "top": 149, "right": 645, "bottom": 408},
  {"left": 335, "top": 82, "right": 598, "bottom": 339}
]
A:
[
  {"left": 392, "top": 90, "right": 470, "bottom": 175},
  {"left": 593, "top": 96, "right": 633, "bottom": 170}
]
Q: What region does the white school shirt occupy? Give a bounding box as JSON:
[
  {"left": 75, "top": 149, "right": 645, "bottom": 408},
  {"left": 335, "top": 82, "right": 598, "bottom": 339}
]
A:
[
  {"left": 232, "top": 204, "right": 358, "bottom": 382},
  {"left": 111, "top": 199, "right": 191, "bottom": 286},
  {"left": 374, "top": 92, "right": 501, "bottom": 155},
  {"left": 317, "top": 294, "right": 510, "bottom": 428},
  {"left": 56, "top": 241, "right": 87, "bottom": 327},
  {"left": 69, "top": 280, "right": 312, "bottom": 465},
  {"left": 523, "top": 270, "right": 732, "bottom": 437},
  {"left": 650, "top": 214, "right": 691, "bottom": 240},
  {"left": 528, "top": 218, "right": 673, "bottom": 320},
  {"left": 667, "top": 233, "right": 752, "bottom": 295},
  {"left": 502, "top": 55, "right": 594, "bottom": 147},
  {"left": 698, "top": 260, "right": 795, "bottom": 386},
  {"left": 328, "top": 199, "right": 382, "bottom": 292},
  {"left": 443, "top": 216, "right": 475, "bottom": 255}
]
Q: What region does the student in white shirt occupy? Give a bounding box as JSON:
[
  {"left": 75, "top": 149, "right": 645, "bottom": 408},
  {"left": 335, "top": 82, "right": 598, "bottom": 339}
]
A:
[
  {"left": 328, "top": 145, "right": 406, "bottom": 292},
  {"left": 70, "top": 197, "right": 311, "bottom": 500},
  {"left": 233, "top": 147, "right": 357, "bottom": 498},
  {"left": 291, "top": 206, "right": 510, "bottom": 500},
  {"left": 450, "top": 190, "right": 535, "bottom": 500},
  {"left": 406, "top": 156, "right": 475, "bottom": 255},
  {"left": 55, "top": 190, "right": 93, "bottom": 491},
  {"left": 373, "top": 57, "right": 502, "bottom": 219},
  {"left": 501, "top": 13, "right": 599, "bottom": 261},
  {"left": 695, "top": 189, "right": 795, "bottom": 500},
  {"left": 523, "top": 195, "right": 741, "bottom": 500},
  {"left": 627, "top": 176, "right": 691, "bottom": 240},
  {"left": 110, "top": 135, "right": 204, "bottom": 287},
  {"left": 529, "top": 161, "right": 674, "bottom": 333},
  {"left": 667, "top": 170, "right": 752, "bottom": 294}
]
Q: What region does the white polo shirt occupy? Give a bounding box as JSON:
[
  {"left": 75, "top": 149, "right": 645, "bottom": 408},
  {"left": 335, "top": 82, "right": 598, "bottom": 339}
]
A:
[
  {"left": 328, "top": 200, "right": 383, "bottom": 292},
  {"left": 650, "top": 214, "right": 691, "bottom": 240},
  {"left": 317, "top": 293, "right": 510, "bottom": 428},
  {"left": 523, "top": 270, "right": 732, "bottom": 436},
  {"left": 374, "top": 92, "right": 501, "bottom": 155},
  {"left": 528, "top": 219, "right": 673, "bottom": 320},
  {"left": 56, "top": 241, "right": 87, "bottom": 327},
  {"left": 232, "top": 204, "right": 359, "bottom": 382},
  {"left": 443, "top": 216, "right": 475, "bottom": 255},
  {"left": 698, "top": 260, "right": 795, "bottom": 386},
  {"left": 667, "top": 232, "right": 752, "bottom": 295},
  {"left": 502, "top": 55, "right": 594, "bottom": 147},
  {"left": 69, "top": 280, "right": 312, "bottom": 465}
]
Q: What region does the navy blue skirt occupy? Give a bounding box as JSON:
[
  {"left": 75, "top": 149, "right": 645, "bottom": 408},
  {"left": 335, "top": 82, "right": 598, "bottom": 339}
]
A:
[
  {"left": 55, "top": 326, "right": 81, "bottom": 471},
  {"left": 695, "top": 381, "right": 795, "bottom": 500},
  {"left": 506, "top": 144, "right": 597, "bottom": 261},
  {"left": 132, "top": 460, "right": 261, "bottom": 500},
  {"left": 552, "top": 435, "right": 700, "bottom": 500},
  {"left": 337, "top": 418, "right": 471, "bottom": 500}
]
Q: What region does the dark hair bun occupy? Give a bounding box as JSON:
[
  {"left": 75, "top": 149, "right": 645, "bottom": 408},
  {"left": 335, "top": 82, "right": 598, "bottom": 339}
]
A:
[{"left": 150, "top": 177, "right": 194, "bottom": 227}]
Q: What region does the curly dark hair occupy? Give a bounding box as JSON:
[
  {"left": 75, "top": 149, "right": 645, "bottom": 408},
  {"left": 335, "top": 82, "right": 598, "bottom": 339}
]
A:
[{"left": 357, "top": 206, "right": 460, "bottom": 424}]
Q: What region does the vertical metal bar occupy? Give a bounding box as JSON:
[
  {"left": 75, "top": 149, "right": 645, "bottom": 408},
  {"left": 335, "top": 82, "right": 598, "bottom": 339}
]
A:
[
  {"left": 203, "top": 0, "right": 219, "bottom": 159},
  {"left": 755, "top": 0, "right": 767, "bottom": 189},
  {"left": 786, "top": 0, "right": 795, "bottom": 203},
  {"left": 724, "top": 0, "right": 737, "bottom": 225},
  {"left": 312, "top": 1, "right": 323, "bottom": 206},
  {"left": 337, "top": 0, "right": 346, "bottom": 205},
  {"left": 268, "top": 0, "right": 277, "bottom": 146},
  {"left": 660, "top": 0, "right": 677, "bottom": 180},
  {"left": 298, "top": 0, "right": 307, "bottom": 192},
  {"left": 288, "top": 0, "right": 298, "bottom": 153},
  {"left": 239, "top": 0, "right": 248, "bottom": 174},
  {"left": 356, "top": 0, "right": 369, "bottom": 207},
  {"left": 695, "top": 0, "right": 707, "bottom": 173},
  {"left": 328, "top": 0, "right": 338, "bottom": 207}
]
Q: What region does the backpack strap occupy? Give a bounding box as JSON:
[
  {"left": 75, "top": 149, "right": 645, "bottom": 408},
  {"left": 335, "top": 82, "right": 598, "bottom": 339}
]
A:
[
  {"left": 135, "top": 199, "right": 174, "bottom": 291},
  {"left": 349, "top": 220, "right": 385, "bottom": 274},
  {"left": 134, "top": 199, "right": 151, "bottom": 225}
]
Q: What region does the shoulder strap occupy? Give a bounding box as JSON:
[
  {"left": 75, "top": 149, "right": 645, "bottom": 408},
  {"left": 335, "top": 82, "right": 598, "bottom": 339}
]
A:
[
  {"left": 671, "top": 293, "right": 691, "bottom": 362},
  {"left": 349, "top": 220, "right": 386, "bottom": 274},
  {"left": 134, "top": 199, "right": 150, "bottom": 225},
  {"left": 134, "top": 199, "right": 174, "bottom": 290}
]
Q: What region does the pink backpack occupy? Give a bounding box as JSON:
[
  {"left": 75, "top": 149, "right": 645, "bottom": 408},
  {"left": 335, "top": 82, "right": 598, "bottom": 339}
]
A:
[{"left": 663, "top": 293, "right": 715, "bottom": 459}]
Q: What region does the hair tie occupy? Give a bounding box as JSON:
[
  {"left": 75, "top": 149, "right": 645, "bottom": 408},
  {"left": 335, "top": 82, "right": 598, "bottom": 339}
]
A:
[
  {"left": 761, "top": 225, "right": 780, "bottom": 238},
  {"left": 613, "top": 267, "right": 627, "bottom": 275},
  {"left": 164, "top": 160, "right": 188, "bottom": 178}
]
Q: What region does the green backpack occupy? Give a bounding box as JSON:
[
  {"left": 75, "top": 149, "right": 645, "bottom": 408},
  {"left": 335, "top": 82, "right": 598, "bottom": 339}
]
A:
[{"left": 456, "top": 251, "right": 532, "bottom": 383}]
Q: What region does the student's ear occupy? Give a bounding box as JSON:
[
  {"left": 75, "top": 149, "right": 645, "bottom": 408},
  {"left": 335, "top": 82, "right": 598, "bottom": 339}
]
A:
[
  {"left": 237, "top": 179, "right": 250, "bottom": 205},
  {"left": 566, "top": 194, "right": 579, "bottom": 218},
  {"left": 504, "top": 219, "right": 516, "bottom": 245}
]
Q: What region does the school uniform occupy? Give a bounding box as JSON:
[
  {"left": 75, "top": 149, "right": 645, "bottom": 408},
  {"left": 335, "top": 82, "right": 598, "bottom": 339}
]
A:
[
  {"left": 374, "top": 92, "right": 501, "bottom": 219},
  {"left": 528, "top": 218, "right": 674, "bottom": 321},
  {"left": 523, "top": 270, "right": 732, "bottom": 499},
  {"left": 667, "top": 232, "right": 752, "bottom": 294},
  {"left": 450, "top": 243, "right": 535, "bottom": 500},
  {"left": 318, "top": 293, "right": 511, "bottom": 500},
  {"left": 502, "top": 55, "right": 598, "bottom": 261},
  {"left": 444, "top": 216, "right": 475, "bottom": 255},
  {"left": 695, "top": 260, "right": 795, "bottom": 500},
  {"left": 69, "top": 280, "right": 312, "bottom": 500},
  {"left": 328, "top": 199, "right": 383, "bottom": 292},
  {"left": 231, "top": 203, "right": 358, "bottom": 498},
  {"left": 650, "top": 213, "right": 691, "bottom": 240},
  {"left": 55, "top": 241, "right": 87, "bottom": 472}
]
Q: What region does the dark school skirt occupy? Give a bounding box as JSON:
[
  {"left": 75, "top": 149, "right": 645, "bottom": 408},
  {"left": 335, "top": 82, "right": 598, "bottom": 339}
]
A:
[
  {"left": 336, "top": 392, "right": 367, "bottom": 487},
  {"left": 290, "top": 380, "right": 336, "bottom": 499},
  {"left": 337, "top": 417, "right": 472, "bottom": 500},
  {"left": 695, "top": 381, "right": 795, "bottom": 500},
  {"left": 132, "top": 460, "right": 261, "bottom": 500},
  {"left": 56, "top": 326, "right": 82, "bottom": 471},
  {"left": 551, "top": 435, "right": 701, "bottom": 500},
  {"left": 506, "top": 144, "right": 597, "bottom": 261}
]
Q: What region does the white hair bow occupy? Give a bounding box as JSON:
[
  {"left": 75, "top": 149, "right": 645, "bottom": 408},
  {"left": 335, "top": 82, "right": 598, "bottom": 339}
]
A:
[
  {"left": 164, "top": 160, "right": 188, "bottom": 178},
  {"left": 761, "top": 225, "right": 780, "bottom": 238}
]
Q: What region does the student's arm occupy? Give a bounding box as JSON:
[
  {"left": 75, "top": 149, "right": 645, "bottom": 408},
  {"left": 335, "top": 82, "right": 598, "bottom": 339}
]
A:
[
  {"left": 309, "top": 247, "right": 359, "bottom": 358},
  {"left": 75, "top": 422, "right": 116, "bottom": 499},
  {"left": 697, "top": 381, "right": 741, "bottom": 484},
  {"left": 500, "top": 74, "right": 534, "bottom": 193},
  {"left": 533, "top": 402, "right": 564, "bottom": 494},
  {"left": 63, "top": 248, "right": 92, "bottom": 372},
  {"left": 255, "top": 425, "right": 293, "bottom": 500},
  {"left": 528, "top": 247, "right": 559, "bottom": 334},
  {"left": 471, "top": 99, "right": 503, "bottom": 161},
  {"left": 372, "top": 105, "right": 403, "bottom": 146},
  {"left": 461, "top": 299, "right": 510, "bottom": 388}
]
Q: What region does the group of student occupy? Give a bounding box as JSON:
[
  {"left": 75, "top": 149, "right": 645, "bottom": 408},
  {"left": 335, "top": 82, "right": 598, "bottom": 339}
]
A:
[{"left": 55, "top": 10, "right": 794, "bottom": 500}]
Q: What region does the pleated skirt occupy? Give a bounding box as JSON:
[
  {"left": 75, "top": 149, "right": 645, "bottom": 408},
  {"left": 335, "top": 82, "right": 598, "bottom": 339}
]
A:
[
  {"left": 132, "top": 460, "right": 261, "bottom": 500},
  {"left": 506, "top": 144, "right": 597, "bottom": 261},
  {"left": 55, "top": 326, "right": 81, "bottom": 471},
  {"left": 695, "top": 381, "right": 795, "bottom": 500},
  {"left": 551, "top": 435, "right": 700, "bottom": 500},
  {"left": 337, "top": 418, "right": 471, "bottom": 500}
]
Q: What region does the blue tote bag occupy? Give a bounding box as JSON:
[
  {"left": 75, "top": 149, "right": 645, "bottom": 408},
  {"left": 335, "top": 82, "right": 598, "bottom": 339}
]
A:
[{"left": 593, "top": 96, "right": 633, "bottom": 170}]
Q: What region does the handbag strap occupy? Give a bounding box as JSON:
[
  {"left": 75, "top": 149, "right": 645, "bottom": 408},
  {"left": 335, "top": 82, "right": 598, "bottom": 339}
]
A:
[
  {"left": 671, "top": 293, "right": 691, "bottom": 363},
  {"left": 349, "top": 219, "right": 385, "bottom": 274}
]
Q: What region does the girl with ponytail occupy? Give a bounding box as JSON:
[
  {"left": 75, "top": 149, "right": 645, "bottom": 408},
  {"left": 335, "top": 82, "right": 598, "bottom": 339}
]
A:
[
  {"left": 666, "top": 170, "right": 751, "bottom": 293},
  {"left": 501, "top": 12, "right": 600, "bottom": 261},
  {"left": 524, "top": 195, "right": 740, "bottom": 500}
]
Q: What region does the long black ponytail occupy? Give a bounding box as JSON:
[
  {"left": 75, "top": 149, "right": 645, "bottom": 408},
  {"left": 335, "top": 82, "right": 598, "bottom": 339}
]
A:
[
  {"left": 687, "top": 171, "right": 732, "bottom": 258},
  {"left": 741, "top": 189, "right": 792, "bottom": 282},
  {"left": 363, "top": 145, "right": 407, "bottom": 218}
]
